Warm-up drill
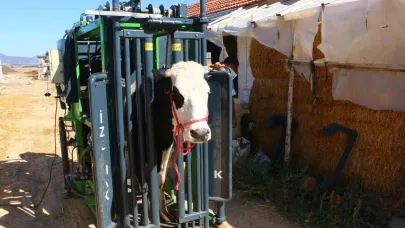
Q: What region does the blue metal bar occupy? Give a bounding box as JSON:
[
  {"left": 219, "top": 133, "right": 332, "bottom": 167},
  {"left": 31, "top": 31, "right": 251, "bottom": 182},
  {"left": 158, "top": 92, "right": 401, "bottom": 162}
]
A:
[
  {"left": 135, "top": 38, "right": 149, "bottom": 226},
  {"left": 144, "top": 36, "right": 160, "bottom": 226},
  {"left": 199, "top": 1, "right": 210, "bottom": 221},
  {"left": 200, "top": 0, "right": 207, "bottom": 67},
  {"left": 124, "top": 38, "right": 140, "bottom": 228},
  {"left": 184, "top": 40, "right": 189, "bottom": 62},
  {"left": 216, "top": 203, "right": 226, "bottom": 224},
  {"left": 113, "top": 21, "right": 130, "bottom": 228},
  {"left": 204, "top": 143, "right": 210, "bottom": 227},
  {"left": 196, "top": 144, "right": 202, "bottom": 226},
  {"left": 173, "top": 32, "right": 205, "bottom": 40},
  {"left": 177, "top": 136, "right": 186, "bottom": 219},
  {"left": 173, "top": 37, "right": 182, "bottom": 64},
  {"left": 187, "top": 152, "right": 192, "bottom": 215},
  {"left": 194, "top": 40, "right": 199, "bottom": 63}
]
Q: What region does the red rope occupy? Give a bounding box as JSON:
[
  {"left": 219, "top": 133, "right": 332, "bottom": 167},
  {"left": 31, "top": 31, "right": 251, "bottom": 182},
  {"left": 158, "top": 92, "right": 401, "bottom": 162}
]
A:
[{"left": 165, "top": 89, "right": 208, "bottom": 190}]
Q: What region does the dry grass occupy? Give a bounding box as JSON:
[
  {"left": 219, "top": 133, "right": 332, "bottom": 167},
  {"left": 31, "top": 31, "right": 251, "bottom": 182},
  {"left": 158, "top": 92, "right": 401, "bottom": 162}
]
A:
[
  {"left": 2, "top": 65, "right": 16, "bottom": 75},
  {"left": 249, "top": 22, "right": 405, "bottom": 205},
  {"left": 234, "top": 163, "right": 401, "bottom": 228}
]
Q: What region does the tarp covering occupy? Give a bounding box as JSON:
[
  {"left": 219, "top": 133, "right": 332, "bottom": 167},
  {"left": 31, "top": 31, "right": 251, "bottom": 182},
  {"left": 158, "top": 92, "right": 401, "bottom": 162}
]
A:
[
  {"left": 319, "top": 0, "right": 405, "bottom": 112},
  {"left": 237, "top": 37, "right": 254, "bottom": 100},
  {"left": 207, "top": 0, "right": 405, "bottom": 112}
]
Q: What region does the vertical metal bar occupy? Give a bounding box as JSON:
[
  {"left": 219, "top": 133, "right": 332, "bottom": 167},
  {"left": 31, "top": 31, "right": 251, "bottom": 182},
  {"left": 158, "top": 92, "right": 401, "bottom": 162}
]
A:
[
  {"left": 124, "top": 38, "right": 139, "bottom": 228},
  {"left": 193, "top": 40, "right": 199, "bottom": 63},
  {"left": 201, "top": 0, "right": 207, "bottom": 66},
  {"left": 198, "top": 40, "right": 202, "bottom": 64},
  {"left": 216, "top": 203, "right": 226, "bottom": 224},
  {"left": 100, "top": 17, "right": 107, "bottom": 72},
  {"left": 184, "top": 40, "right": 189, "bottom": 62},
  {"left": 187, "top": 152, "right": 192, "bottom": 215},
  {"left": 144, "top": 36, "right": 160, "bottom": 226},
  {"left": 204, "top": 143, "right": 210, "bottom": 227},
  {"left": 201, "top": 1, "right": 211, "bottom": 226},
  {"left": 113, "top": 21, "right": 130, "bottom": 228},
  {"left": 196, "top": 145, "right": 202, "bottom": 225},
  {"left": 173, "top": 37, "right": 182, "bottom": 64},
  {"left": 185, "top": 38, "right": 192, "bottom": 222},
  {"left": 135, "top": 38, "right": 149, "bottom": 226},
  {"left": 177, "top": 136, "right": 186, "bottom": 219}
]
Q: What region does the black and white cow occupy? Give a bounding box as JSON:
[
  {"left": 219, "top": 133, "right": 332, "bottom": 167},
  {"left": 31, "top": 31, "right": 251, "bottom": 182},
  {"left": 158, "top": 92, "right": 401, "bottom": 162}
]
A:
[{"left": 132, "top": 61, "right": 211, "bottom": 222}]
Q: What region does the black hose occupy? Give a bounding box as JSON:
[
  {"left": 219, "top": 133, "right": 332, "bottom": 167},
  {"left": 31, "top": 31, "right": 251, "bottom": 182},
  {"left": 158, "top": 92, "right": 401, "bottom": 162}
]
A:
[{"left": 65, "top": 174, "right": 94, "bottom": 197}]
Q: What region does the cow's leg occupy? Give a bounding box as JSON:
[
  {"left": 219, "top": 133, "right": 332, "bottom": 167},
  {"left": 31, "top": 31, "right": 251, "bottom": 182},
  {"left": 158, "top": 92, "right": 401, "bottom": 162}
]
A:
[{"left": 158, "top": 144, "right": 175, "bottom": 222}]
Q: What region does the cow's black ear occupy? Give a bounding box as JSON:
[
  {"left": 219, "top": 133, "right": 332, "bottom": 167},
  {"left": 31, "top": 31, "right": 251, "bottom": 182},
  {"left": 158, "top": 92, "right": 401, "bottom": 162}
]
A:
[{"left": 153, "top": 68, "right": 167, "bottom": 82}]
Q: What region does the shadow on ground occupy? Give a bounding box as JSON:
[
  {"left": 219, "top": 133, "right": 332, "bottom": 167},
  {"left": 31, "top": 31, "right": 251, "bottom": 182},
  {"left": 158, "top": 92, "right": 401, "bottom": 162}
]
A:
[{"left": 0, "top": 152, "right": 95, "bottom": 228}]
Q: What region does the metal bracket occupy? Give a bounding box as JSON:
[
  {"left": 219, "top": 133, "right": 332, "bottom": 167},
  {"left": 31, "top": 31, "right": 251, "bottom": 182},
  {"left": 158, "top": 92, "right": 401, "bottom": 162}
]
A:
[
  {"left": 120, "top": 29, "right": 154, "bottom": 38},
  {"left": 173, "top": 31, "right": 206, "bottom": 39},
  {"left": 83, "top": 9, "right": 163, "bottom": 19}
]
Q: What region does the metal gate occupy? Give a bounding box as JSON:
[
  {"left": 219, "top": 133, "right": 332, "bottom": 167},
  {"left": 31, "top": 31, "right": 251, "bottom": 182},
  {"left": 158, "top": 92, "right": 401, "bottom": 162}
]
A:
[{"left": 86, "top": 15, "right": 233, "bottom": 227}]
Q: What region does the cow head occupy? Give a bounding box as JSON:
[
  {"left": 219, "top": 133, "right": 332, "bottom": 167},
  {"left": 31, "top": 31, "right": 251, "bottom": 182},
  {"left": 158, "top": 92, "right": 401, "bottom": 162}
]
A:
[{"left": 154, "top": 61, "right": 211, "bottom": 144}]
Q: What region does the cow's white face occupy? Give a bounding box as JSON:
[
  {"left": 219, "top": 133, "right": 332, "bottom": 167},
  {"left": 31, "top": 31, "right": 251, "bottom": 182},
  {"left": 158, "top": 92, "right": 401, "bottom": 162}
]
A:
[{"left": 164, "top": 61, "right": 211, "bottom": 144}]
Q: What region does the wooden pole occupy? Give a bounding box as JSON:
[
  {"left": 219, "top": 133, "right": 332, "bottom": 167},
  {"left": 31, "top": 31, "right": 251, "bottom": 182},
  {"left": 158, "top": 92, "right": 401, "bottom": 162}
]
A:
[{"left": 284, "top": 60, "right": 294, "bottom": 167}]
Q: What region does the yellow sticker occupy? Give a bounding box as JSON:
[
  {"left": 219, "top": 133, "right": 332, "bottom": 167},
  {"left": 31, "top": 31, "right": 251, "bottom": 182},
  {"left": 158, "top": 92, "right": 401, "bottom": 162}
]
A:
[
  {"left": 172, "top": 43, "right": 182, "bottom": 52},
  {"left": 145, "top": 43, "right": 153, "bottom": 51}
]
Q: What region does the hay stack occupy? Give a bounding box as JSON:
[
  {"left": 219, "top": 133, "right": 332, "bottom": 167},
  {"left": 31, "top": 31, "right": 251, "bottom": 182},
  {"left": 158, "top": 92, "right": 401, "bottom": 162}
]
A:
[
  {"left": 249, "top": 38, "right": 300, "bottom": 79},
  {"left": 249, "top": 22, "right": 405, "bottom": 197}
]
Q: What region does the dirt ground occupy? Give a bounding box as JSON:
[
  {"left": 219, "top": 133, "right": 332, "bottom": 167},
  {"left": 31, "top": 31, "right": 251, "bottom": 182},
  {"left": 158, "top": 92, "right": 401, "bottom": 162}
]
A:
[{"left": 0, "top": 68, "right": 299, "bottom": 228}]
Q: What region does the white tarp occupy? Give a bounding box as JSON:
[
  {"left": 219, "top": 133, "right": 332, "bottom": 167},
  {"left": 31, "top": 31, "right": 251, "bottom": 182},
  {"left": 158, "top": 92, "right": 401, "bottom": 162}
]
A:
[
  {"left": 210, "top": 0, "right": 334, "bottom": 80},
  {"left": 319, "top": 0, "right": 405, "bottom": 112},
  {"left": 207, "top": 30, "right": 228, "bottom": 61},
  {"left": 216, "top": 5, "right": 269, "bottom": 37},
  {"left": 237, "top": 37, "right": 254, "bottom": 99},
  {"left": 209, "top": 7, "right": 249, "bottom": 33}
]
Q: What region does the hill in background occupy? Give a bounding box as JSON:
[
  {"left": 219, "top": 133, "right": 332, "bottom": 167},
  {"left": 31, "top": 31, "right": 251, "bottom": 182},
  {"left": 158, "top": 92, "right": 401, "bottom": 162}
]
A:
[{"left": 0, "top": 53, "right": 39, "bottom": 66}]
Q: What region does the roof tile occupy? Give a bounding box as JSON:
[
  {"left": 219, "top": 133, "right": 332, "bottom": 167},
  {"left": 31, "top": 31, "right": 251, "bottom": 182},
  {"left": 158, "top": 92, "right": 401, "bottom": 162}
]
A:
[{"left": 187, "top": 0, "right": 257, "bottom": 17}]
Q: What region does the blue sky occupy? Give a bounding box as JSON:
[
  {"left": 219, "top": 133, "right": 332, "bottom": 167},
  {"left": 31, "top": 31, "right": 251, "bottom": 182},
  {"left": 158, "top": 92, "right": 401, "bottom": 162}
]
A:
[{"left": 0, "top": 0, "right": 196, "bottom": 57}]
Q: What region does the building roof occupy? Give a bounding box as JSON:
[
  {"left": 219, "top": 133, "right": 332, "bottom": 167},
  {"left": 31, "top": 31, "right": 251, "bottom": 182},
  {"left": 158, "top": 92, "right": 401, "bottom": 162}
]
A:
[
  {"left": 187, "top": 0, "right": 258, "bottom": 17},
  {"left": 207, "top": 8, "right": 240, "bottom": 22}
]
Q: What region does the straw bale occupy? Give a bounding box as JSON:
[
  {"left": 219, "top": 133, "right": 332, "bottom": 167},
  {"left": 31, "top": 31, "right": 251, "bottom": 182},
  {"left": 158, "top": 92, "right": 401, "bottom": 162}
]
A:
[
  {"left": 313, "top": 23, "right": 324, "bottom": 61},
  {"left": 249, "top": 76, "right": 313, "bottom": 153},
  {"left": 250, "top": 38, "right": 301, "bottom": 79},
  {"left": 312, "top": 22, "right": 330, "bottom": 80},
  {"left": 249, "top": 78, "right": 288, "bottom": 152},
  {"left": 293, "top": 103, "right": 405, "bottom": 194}
]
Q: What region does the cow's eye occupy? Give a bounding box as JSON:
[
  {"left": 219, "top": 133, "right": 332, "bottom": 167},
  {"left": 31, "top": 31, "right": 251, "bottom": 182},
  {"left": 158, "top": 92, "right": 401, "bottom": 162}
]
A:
[{"left": 172, "top": 86, "right": 184, "bottom": 109}]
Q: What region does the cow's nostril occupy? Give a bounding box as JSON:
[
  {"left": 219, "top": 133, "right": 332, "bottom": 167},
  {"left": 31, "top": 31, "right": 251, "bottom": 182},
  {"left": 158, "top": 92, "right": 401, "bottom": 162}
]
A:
[
  {"left": 190, "top": 130, "right": 200, "bottom": 139},
  {"left": 202, "top": 129, "right": 210, "bottom": 136}
]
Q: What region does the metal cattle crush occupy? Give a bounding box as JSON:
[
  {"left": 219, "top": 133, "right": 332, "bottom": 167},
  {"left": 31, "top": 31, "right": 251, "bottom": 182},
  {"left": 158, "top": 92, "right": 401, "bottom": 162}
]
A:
[{"left": 56, "top": 0, "right": 233, "bottom": 227}]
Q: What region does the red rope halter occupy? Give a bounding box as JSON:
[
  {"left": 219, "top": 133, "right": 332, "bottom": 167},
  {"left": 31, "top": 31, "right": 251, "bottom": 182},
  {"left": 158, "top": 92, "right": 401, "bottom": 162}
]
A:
[{"left": 164, "top": 89, "right": 209, "bottom": 190}]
